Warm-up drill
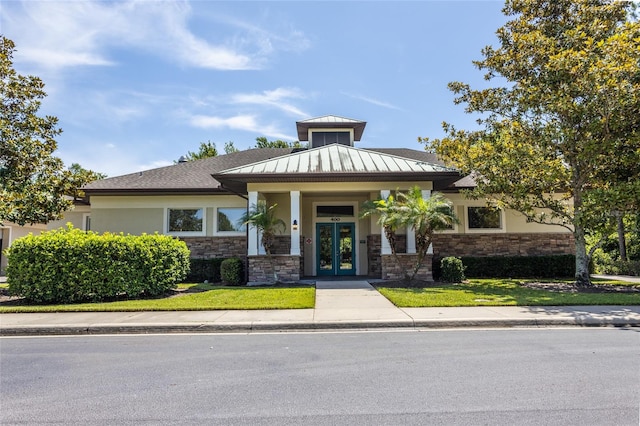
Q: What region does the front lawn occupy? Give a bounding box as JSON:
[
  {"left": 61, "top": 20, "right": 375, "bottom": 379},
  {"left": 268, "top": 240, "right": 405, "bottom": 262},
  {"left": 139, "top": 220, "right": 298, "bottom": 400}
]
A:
[
  {"left": 0, "top": 283, "right": 315, "bottom": 313},
  {"left": 376, "top": 279, "right": 640, "bottom": 307}
]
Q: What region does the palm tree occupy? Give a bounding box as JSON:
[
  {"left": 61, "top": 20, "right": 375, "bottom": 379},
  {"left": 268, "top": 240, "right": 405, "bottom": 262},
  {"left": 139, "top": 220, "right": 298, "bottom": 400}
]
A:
[
  {"left": 360, "top": 193, "right": 408, "bottom": 280},
  {"left": 396, "top": 187, "right": 458, "bottom": 280},
  {"left": 239, "top": 201, "right": 286, "bottom": 283}
]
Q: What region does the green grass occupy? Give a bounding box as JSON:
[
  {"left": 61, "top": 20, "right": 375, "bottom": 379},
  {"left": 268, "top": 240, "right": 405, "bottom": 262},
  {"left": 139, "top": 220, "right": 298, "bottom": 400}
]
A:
[
  {"left": 376, "top": 279, "right": 640, "bottom": 307},
  {"left": 0, "top": 284, "right": 315, "bottom": 313}
]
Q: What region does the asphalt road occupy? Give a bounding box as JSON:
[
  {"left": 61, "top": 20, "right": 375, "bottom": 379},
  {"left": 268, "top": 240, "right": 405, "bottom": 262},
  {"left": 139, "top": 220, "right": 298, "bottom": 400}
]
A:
[{"left": 1, "top": 328, "right": 639, "bottom": 425}]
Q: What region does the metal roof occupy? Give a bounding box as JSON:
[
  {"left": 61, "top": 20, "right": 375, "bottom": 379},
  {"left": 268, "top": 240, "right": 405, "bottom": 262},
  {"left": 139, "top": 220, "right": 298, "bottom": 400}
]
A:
[
  {"left": 214, "top": 143, "right": 460, "bottom": 184},
  {"left": 296, "top": 115, "right": 367, "bottom": 141}
]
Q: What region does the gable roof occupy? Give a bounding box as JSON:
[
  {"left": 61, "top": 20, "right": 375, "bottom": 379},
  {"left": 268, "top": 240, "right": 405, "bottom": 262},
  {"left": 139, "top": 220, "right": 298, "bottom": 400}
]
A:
[{"left": 213, "top": 143, "right": 461, "bottom": 185}]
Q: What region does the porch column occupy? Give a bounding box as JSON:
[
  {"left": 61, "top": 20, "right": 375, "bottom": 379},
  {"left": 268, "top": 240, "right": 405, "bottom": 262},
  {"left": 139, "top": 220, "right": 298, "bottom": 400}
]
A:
[
  {"left": 422, "top": 189, "right": 433, "bottom": 254},
  {"left": 380, "top": 190, "right": 391, "bottom": 255},
  {"left": 290, "top": 190, "right": 301, "bottom": 256},
  {"left": 247, "top": 191, "right": 259, "bottom": 256}
]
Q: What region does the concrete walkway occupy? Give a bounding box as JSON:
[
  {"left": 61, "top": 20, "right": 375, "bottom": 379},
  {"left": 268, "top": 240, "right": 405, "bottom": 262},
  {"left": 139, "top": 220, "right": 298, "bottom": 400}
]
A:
[{"left": 2, "top": 279, "right": 640, "bottom": 335}]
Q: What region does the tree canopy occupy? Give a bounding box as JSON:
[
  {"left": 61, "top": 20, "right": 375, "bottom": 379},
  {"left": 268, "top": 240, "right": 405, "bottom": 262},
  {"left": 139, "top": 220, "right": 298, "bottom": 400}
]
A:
[
  {"left": 425, "top": 0, "right": 640, "bottom": 286},
  {"left": 254, "top": 136, "right": 305, "bottom": 149},
  {"left": 1, "top": 36, "right": 75, "bottom": 225}
]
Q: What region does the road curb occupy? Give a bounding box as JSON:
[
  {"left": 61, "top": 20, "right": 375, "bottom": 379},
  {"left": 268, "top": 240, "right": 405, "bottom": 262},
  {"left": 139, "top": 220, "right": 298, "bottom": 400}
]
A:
[{"left": 2, "top": 317, "right": 639, "bottom": 336}]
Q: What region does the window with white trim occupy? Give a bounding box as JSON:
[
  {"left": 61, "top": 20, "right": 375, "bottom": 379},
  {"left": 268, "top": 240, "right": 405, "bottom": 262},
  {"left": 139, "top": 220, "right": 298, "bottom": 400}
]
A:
[
  {"left": 217, "top": 207, "right": 246, "bottom": 233},
  {"left": 168, "top": 208, "right": 204, "bottom": 233},
  {"left": 467, "top": 206, "right": 502, "bottom": 229}
]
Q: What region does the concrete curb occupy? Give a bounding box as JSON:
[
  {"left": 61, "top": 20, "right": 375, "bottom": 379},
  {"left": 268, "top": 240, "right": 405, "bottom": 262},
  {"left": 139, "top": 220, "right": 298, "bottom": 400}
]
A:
[{"left": 2, "top": 317, "right": 638, "bottom": 336}]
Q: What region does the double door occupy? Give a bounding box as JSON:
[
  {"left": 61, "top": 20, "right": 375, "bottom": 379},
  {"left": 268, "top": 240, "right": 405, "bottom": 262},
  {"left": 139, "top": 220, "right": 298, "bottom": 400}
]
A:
[{"left": 316, "top": 223, "right": 356, "bottom": 276}]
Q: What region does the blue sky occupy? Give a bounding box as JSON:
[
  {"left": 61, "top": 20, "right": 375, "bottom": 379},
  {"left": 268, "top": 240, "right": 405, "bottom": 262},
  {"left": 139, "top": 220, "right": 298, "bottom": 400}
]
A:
[{"left": 2, "top": 1, "right": 507, "bottom": 177}]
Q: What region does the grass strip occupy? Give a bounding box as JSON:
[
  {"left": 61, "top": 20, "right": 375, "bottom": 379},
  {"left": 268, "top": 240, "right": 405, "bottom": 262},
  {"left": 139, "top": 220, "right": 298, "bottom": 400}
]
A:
[
  {"left": 0, "top": 285, "right": 315, "bottom": 313},
  {"left": 376, "top": 279, "right": 640, "bottom": 307}
]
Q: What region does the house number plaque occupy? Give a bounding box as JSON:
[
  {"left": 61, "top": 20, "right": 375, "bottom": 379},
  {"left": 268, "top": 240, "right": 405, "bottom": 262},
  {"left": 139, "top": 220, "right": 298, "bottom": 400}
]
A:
[{"left": 330, "top": 217, "right": 341, "bottom": 222}]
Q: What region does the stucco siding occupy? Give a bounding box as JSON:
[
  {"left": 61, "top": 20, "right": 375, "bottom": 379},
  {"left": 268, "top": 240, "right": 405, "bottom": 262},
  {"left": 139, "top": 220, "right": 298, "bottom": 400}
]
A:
[{"left": 91, "top": 208, "right": 164, "bottom": 235}]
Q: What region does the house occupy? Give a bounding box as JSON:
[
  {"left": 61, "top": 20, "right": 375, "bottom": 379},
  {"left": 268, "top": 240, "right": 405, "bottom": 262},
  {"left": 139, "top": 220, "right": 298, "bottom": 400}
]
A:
[{"left": 78, "top": 115, "right": 574, "bottom": 282}]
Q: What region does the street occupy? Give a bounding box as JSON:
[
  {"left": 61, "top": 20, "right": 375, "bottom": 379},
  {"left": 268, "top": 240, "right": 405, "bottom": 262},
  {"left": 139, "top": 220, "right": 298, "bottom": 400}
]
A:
[{"left": 1, "top": 328, "right": 639, "bottom": 425}]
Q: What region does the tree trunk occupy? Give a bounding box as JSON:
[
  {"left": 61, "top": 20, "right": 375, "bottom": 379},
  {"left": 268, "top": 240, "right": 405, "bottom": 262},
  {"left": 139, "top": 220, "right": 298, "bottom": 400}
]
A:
[
  {"left": 574, "top": 226, "right": 591, "bottom": 287},
  {"left": 617, "top": 213, "right": 627, "bottom": 262}
]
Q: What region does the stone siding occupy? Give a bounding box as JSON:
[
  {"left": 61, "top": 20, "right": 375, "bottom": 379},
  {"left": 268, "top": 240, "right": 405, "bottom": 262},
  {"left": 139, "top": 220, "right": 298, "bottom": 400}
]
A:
[
  {"left": 431, "top": 233, "right": 575, "bottom": 257},
  {"left": 368, "top": 233, "right": 575, "bottom": 278},
  {"left": 248, "top": 255, "right": 302, "bottom": 282},
  {"left": 180, "top": 236, "right": 246, "bottom": 258},
  {"left": 382, "top": 254, "right": 433, "bottom": 281}
]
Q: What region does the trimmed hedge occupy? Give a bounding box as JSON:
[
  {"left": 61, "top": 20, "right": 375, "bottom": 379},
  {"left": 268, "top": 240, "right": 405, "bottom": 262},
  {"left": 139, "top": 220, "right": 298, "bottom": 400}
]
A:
[
  {"left": 440, "top": 257, "right": 466, "bottom": 283},
  {"left": 221, "top": 258, "right": 244, "bottom": 286},
  {"left": 6, "top": 226, "right": 190, "bottom": 303},
  {"left": 186, "top": 258, "right": 225, "bottom": 283},
  {"left": 458, "top": 255, "right": 576, "bottom": 278}
]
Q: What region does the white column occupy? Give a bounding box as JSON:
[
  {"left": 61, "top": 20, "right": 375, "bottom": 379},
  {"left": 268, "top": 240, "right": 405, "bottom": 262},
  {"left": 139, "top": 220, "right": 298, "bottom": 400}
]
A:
[
  {"left": 380, "top": 190, "right": 391, "bottom": 255},
  {"left": 422, "top": 189, "right": 433, "bottom": 254},
  {"left": 290, "top": 191, "right": 301, "bottom": 256},
  {"left": 247, "top": 191, "right": 258, "bottom": 256}
]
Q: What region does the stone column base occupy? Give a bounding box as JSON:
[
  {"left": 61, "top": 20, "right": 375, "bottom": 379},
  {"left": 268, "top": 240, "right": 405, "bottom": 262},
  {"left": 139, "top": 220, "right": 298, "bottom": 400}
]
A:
[
  {"left": 381, "top": 254, "right": 433, "bottom": 281},
  {"left": 248, "top": 255, "right": 301, "bottom": 283}
]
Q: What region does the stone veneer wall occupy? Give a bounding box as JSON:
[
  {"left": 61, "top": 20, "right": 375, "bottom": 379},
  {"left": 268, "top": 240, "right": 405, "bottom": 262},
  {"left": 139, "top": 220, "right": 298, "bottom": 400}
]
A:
[
  {"left": 180, "top": 236, "right": 247, "bottom": 258},
  {"left": 431, "top": 233, "right": 575, "bottom": 257},
  {"left": 248, "top": 255, "right": 301, "bottom": 282},
  {"left": 381, "top": 254, "right": 433, "bottom": 281},
  {"left": 367, "top": 233, "right": 575, "bottom": 278}
]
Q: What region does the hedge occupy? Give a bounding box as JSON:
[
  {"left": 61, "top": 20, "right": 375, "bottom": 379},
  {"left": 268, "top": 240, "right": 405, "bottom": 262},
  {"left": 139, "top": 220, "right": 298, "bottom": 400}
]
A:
[
  {"left": 185, "top": 258, "right": 225, "bottom": 283},
  {"left": 433, "top": 254, "right": 576, "bottom": 279},
  {"left": 221, "top": 258, "right": 244, "bottom": 286},
  {"left": 6, "top": 226, "right": 190, "bottom": 303}
]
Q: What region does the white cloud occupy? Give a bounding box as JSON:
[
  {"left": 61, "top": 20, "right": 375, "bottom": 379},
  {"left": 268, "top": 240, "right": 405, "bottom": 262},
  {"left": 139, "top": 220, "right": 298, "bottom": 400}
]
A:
[
  {"left": 341, "top": 92, "right": 403, "bottom": 111},
  {"left": 230, "top": 87, "right": 308, "bottom": 116},
  {"left": 190, "top": 114, "right": 294, "bottom": 140},
  {"left": 1, "top": 0, "right": 298, "bottom": 71}
]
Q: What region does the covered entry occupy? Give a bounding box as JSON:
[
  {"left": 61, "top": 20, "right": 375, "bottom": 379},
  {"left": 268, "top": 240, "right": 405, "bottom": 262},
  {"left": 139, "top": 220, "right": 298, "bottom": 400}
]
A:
[{"left": 316, "top": 222, "right": 356, "bottom": 276}]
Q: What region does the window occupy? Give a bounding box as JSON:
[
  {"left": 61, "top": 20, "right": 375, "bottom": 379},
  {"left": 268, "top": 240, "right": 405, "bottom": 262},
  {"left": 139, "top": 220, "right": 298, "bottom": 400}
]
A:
[
  {"left": 217, "top": 208, "right": 246, "bottom": 233},
  {"left": 467, "top": 207, "right": 502, "bottom": 229},
  {"left": 168, "top": 208, "right": 203, "bottom": 233},
  {"left": 311, "top": 131, "right": 351, "bottom": 148}
]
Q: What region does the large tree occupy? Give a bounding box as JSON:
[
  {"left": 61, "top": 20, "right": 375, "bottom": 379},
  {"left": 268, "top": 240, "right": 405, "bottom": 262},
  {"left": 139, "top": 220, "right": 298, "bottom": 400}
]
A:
[
  {"left": 426, "top": 1, "right": 640, "bottom": 286},
  {"left": 0, "top": 36, "right": 75, "bottom": 226},
  {"left": 254, "top": 136, "right": 305, "bottom": 149}
]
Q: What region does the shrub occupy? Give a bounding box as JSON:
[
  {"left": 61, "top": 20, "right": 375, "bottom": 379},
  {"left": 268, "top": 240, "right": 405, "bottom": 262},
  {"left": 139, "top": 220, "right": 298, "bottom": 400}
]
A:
[
  {"left": 220, "top": 258, "right": 244, "bottom": 286},
  {"left": 459, "top": 254, "right": 575, "bottom": 278},
  {"left": 440, "top": 257, "right": 466, "bottom": 283},
  {"left": 6, "top": 226, "right": 190, "bottom": 303},
  {"left": 185, "top": 258, "right": 224, "bottom": 283}
]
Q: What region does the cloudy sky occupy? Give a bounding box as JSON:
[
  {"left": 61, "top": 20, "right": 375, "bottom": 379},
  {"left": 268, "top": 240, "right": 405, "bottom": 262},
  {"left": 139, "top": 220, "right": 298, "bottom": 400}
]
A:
[{"left": 2, "top": 1, "right": 507, "bottom": 177}]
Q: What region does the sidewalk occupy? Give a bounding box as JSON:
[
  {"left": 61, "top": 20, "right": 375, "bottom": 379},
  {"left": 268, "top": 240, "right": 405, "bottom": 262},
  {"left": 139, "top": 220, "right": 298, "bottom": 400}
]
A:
[{"left": 2, "top": 279, "right": 639, "bottom": 336}]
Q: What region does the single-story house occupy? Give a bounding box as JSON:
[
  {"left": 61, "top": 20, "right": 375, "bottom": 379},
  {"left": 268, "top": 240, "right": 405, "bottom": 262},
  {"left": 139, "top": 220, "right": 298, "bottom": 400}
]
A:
[{"left": 2, "top": 115, "right": 573, "bottom": 280}]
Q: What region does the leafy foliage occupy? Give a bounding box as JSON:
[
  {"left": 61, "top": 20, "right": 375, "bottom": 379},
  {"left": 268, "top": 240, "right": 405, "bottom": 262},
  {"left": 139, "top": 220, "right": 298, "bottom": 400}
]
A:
[
  {"left": 254, "top": 136, "right": 305, "bottom": 149},
  {"left": 0, "top": 36, "right": 75, "bottom": 225},
  {"left": 361, "top": 187, "right": 457, "bottom": 280},
  {"left": 459, "top": 255, "right": 576, "bottom": 279},
  {"left": 440, "top": 257, "right": 466, "bottom": 283},
  {"left": 6, "top": 226, "right": 190, "bottom": 303},
  {"left": 220, "top": 258, "right": 245, "bottom": 286},
  {"left": 425, "top": 1, "right": 640, "bottom": 286},
  {"left": 66, "top": 163, "right": 106, "bottom": 200},
  {"left": 185, "top": 258, "right": 224, "bottom": 283},
  {"left": 185, "top": 140, "right": 218, "bottom": 161},
  {"left": 239, "top": 201, "right": 286, "bottom": 282}
]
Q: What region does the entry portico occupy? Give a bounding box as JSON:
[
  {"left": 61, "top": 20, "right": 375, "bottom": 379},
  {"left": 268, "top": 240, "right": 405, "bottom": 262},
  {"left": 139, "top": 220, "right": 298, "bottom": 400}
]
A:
[{"left": 213, "top": 116, "right": 461, "bottom": 282}]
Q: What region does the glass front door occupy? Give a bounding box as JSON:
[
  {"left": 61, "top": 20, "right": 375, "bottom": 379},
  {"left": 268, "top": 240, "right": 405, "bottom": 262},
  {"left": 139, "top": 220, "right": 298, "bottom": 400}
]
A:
[{"left": 316, "top": 223, "right": 356, "bottom": 276}]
